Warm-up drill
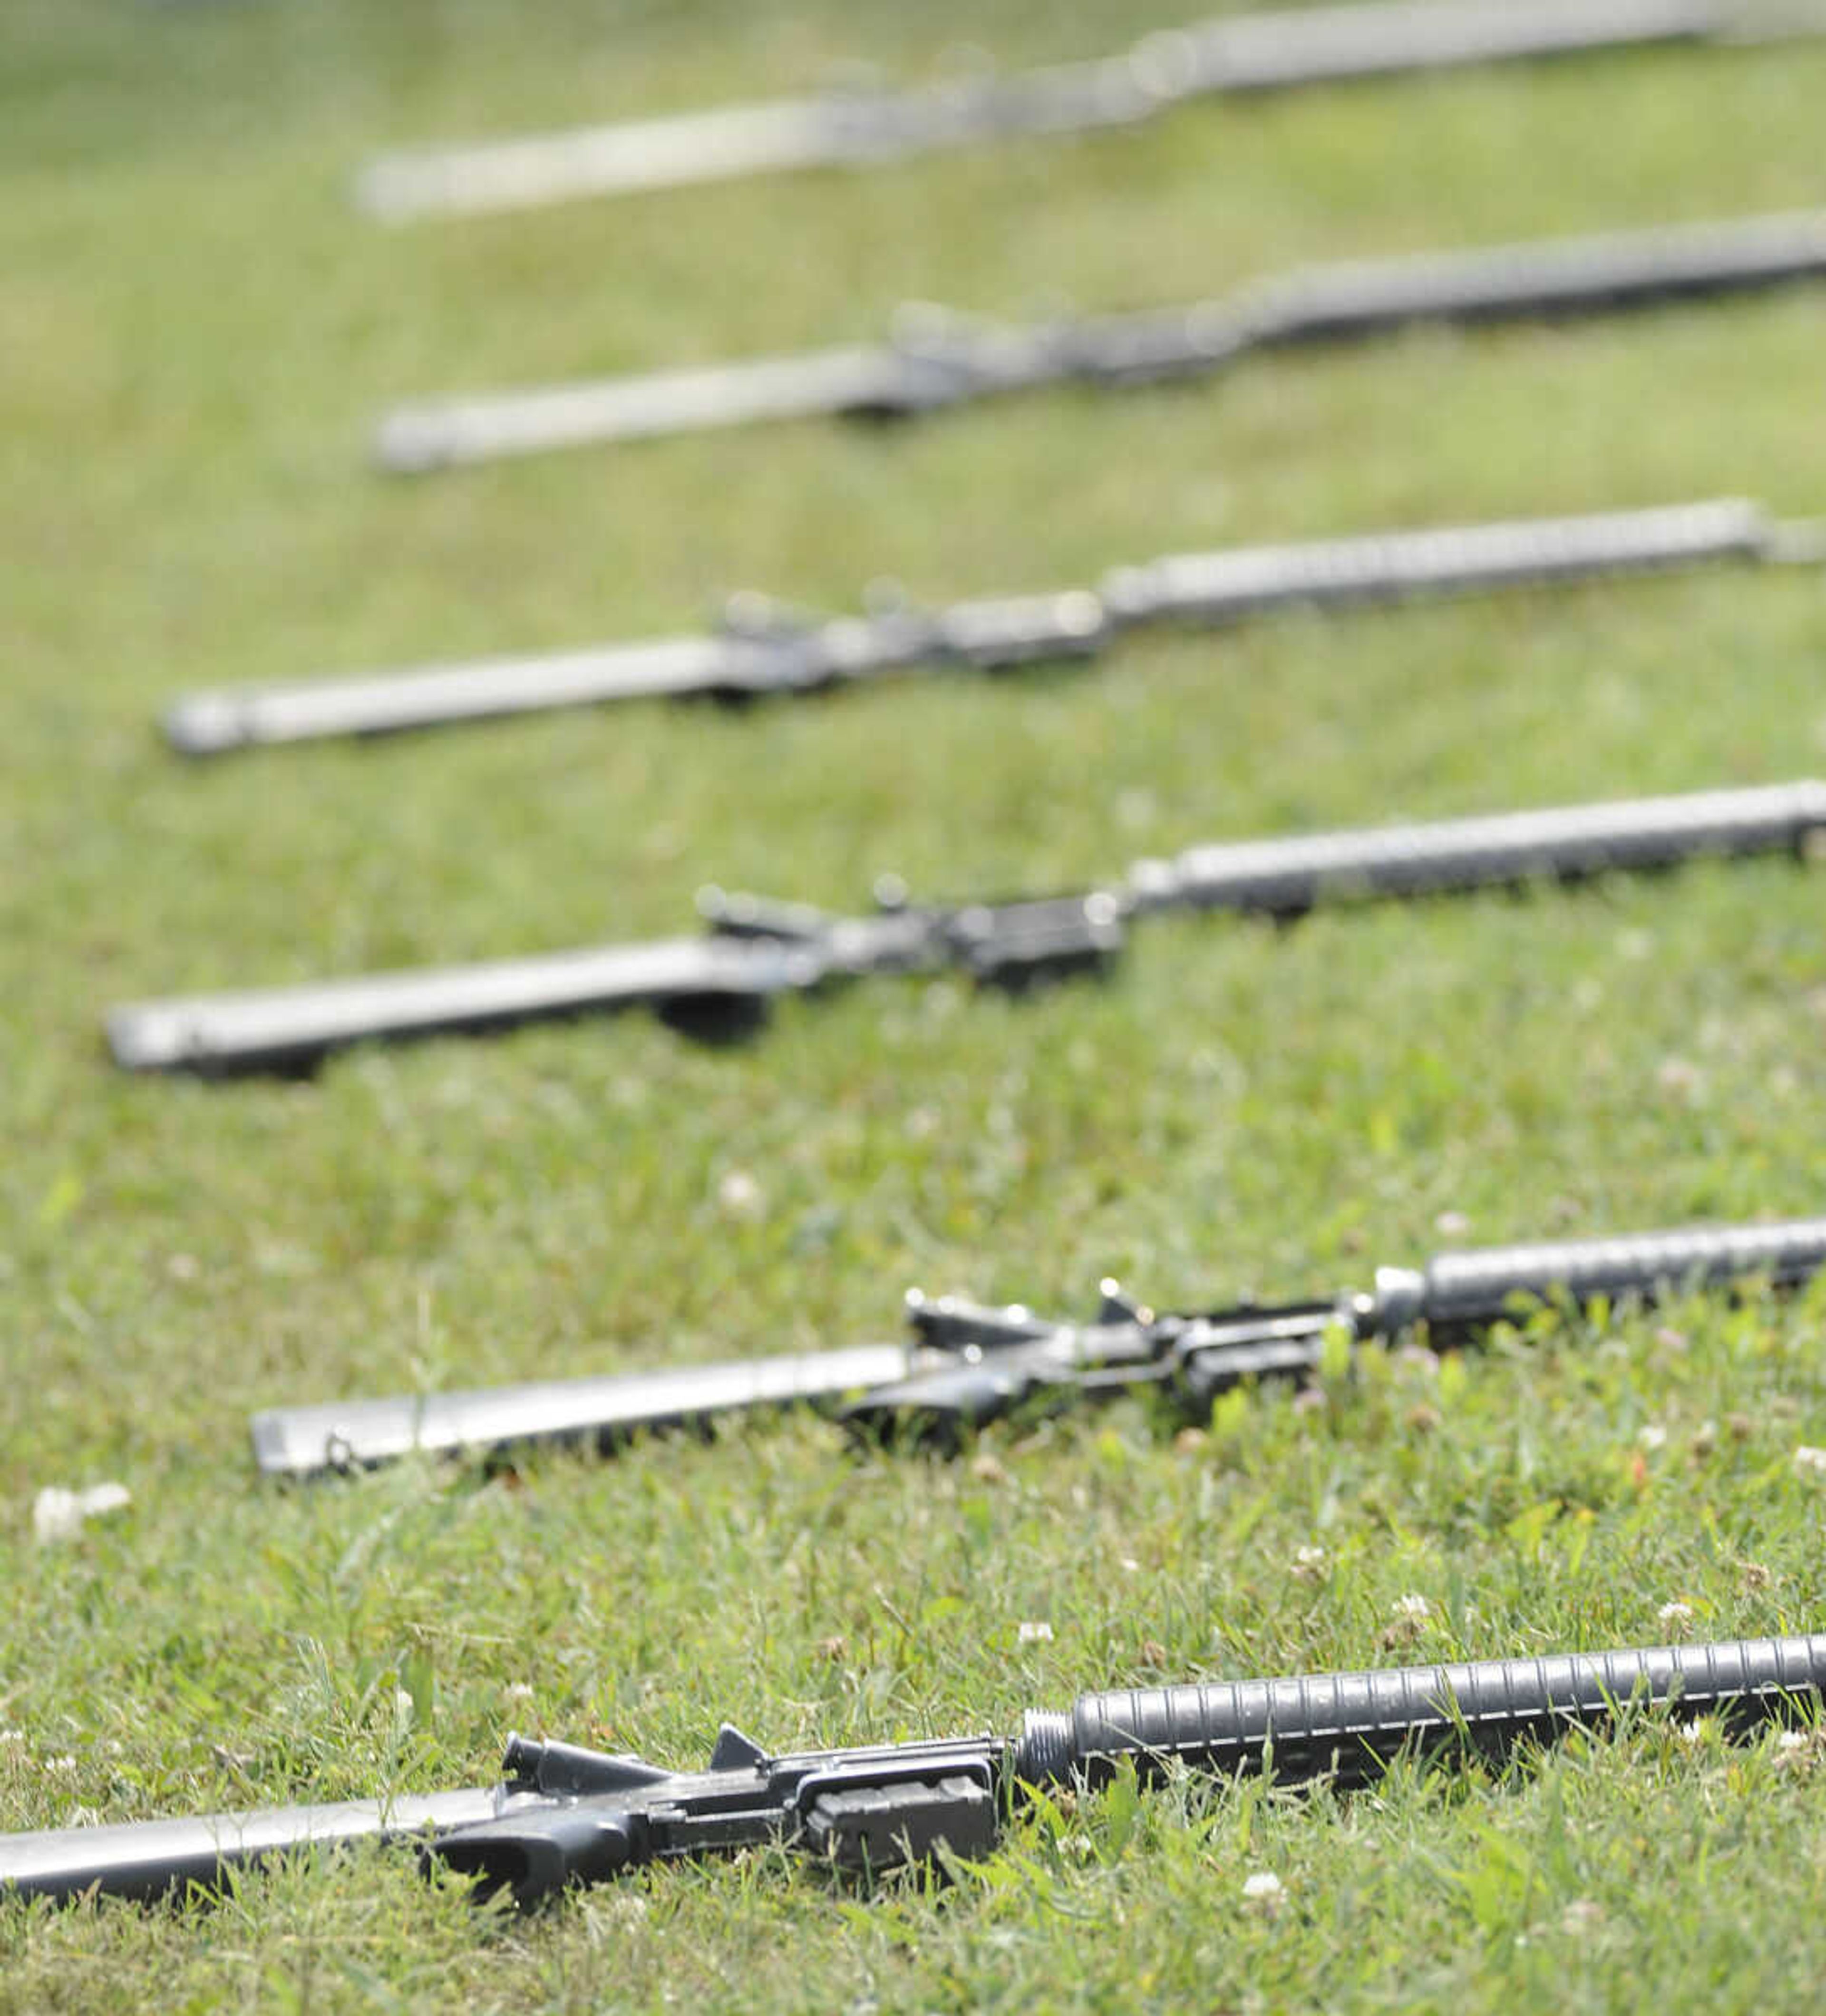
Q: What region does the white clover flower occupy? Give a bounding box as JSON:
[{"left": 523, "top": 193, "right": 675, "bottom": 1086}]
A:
[
  {"left": 504, "top": 1682, "right": 535, "bottom": 1703},
  {"left": 32, "top": 1482, "right": 131, "bottom": 1545},
  {"left": 1242, "top": 1870, "right": 1286, "bottom": 1913},
  {"left": 1772, "top": 1729, "right": 1823, "bottom": 1772},
  {"left": 1637, "top": 1424, "right": 1668, "bottom": 1452},
  {"left": 1017, "top": 1620, "right": 1054, "bottom": 1645},
  {"left": 1381, "top": 1593, "right": 1433, "bottom": 1647},
  {"left": 1658, "top": 1601, "right": 1694, "bottom": 1636},
  {"left": 1793, "top": 1446, "right": 1826, "bottom": 1476},
  {"left": 1290, "top": 1545, "right": 1328, "bottom": 1583}
]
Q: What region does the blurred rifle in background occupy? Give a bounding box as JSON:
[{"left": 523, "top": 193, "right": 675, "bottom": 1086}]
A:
[
  {"left": 163, "top": 498, "right": 1826, "bottom": 752},
  {"left": 249, "top": 1217, "right": 1826, "bottom": 1476},
  {"left": 358, "top": 1, "right": 1814, "bottom": 222},
  {"left": 105, "top": 779, "right": 1826, "bottom": 1075},
  {"left": 374, "top": 209, "right": 1826, "bottom": 469}
]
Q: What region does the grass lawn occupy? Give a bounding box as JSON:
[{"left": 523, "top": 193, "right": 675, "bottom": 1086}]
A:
[{"left": 4, "top": 2, "right": 1826, "bottom": 2007}]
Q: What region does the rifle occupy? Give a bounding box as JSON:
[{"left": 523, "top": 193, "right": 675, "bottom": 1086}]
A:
[
  {"left": 249, "top": 1217, "right": 1826, "bottom": 1477},
  {"left": 105, "top": 779, "right": 1826, "bottom": 1076},
  {"left": 373, "top": 209, "right": 1826, "bottom": 470},
  {"left": 5, "top": 1628, "right": 1821, "bottom": 1905},
  {"left": 161, "top": 498, "right": 1826, "bottom": 753},
  {"left": 355, "top": 0, "right": 1804, "bottom": 222}
]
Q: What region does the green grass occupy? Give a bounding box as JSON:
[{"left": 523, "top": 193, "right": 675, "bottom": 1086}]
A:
[{"left": 5, "top": 1, "right": 1826, "bottom": 2007}]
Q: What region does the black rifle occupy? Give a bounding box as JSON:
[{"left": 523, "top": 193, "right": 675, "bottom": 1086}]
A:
[
  {"left": 374, "top": 209, "right": 1826, "bottom": 469},
  {"left": 105, "top": 779, "right": 1826, "bottom": 1076},
  {"left": 355, "top": 1, "right": 1803, "bottom": 221},
  {"left": 4, "top": 1629, "right": 1821, "bottom": 1905},
  {"left": 162, "top": 498, "right": 1826, "bottom": 753},
  {"left": 249, "top": 1217, "right": 1826, "bottom": 1477}
]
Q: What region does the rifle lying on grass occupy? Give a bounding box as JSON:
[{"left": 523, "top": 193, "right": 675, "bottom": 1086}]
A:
[
  {"left": 374, "top": 209, "right": 1826, "bottom": 469},
  {"left": 250, "top": 1217, "right": 1826, "bottom": 1477},
  {"left": 162, "top": 498, "right": 1826, "bottom": 753},
  {"left": 5, "top": 1629, "right": 1822, "bottom": 1905},
  {"left": 356, "top": 0, "right": 1807, "bottom": 222},
  {"left": 105, "top": 779, "right": 1826, "bottom": 1076}
]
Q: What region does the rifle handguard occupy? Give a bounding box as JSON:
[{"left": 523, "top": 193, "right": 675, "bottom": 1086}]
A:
[
  {"left": 1020, "top": 1633, "right": 1826, "bottom": 1788},
  {"left": 1235, "top": 209, "right": 1826, "bottom": 353},
  {"left": 1103, "top": 497, "right": 1770, "bottom": 624},
  {"left": 1155, "top": 781, "right": 1826, "bottom": 916},
  {"left": 1394, "top": 1217, "right": 1826, "bottom": 1330}
]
